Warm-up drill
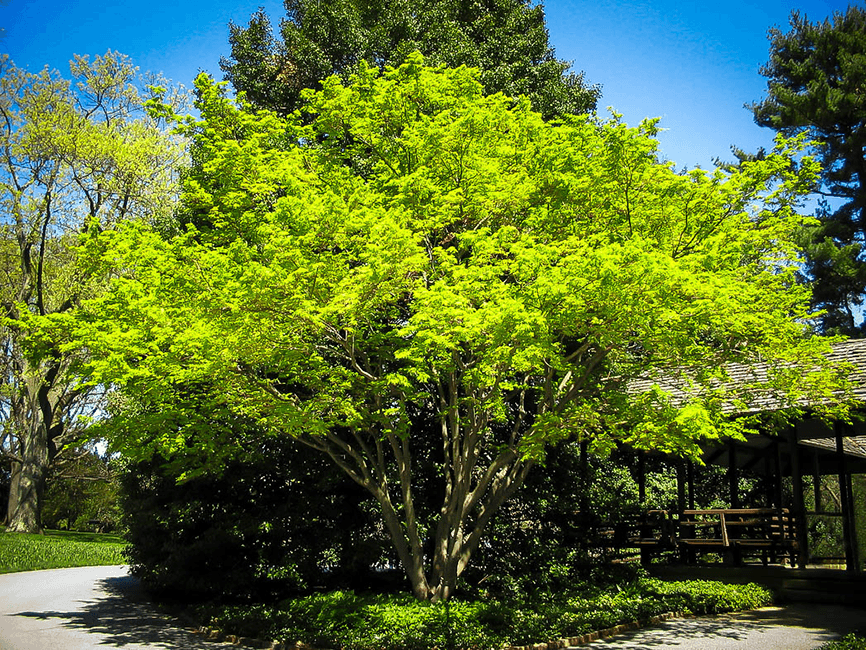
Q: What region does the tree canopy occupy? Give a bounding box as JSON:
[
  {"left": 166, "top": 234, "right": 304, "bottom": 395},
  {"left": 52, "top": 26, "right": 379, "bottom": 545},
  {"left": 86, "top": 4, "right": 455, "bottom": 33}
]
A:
[
  {"left": 751, "top": 5, "right": 866, "bottom": 335},
  {"left": 0, "top": 52, "right": 185, "bottom": 532},
  {"left": 65, "top": 56, "right": 844, "bottom": 600},
  {"left": 220, "top": 0, "right": 599, "bottom": 120}
]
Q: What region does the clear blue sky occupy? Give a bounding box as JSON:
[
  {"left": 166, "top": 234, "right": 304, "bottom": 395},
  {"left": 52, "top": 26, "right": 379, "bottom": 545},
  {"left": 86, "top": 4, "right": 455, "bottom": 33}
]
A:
[{"left": 0, "top": 0, "right": 858, "bottom": 169}]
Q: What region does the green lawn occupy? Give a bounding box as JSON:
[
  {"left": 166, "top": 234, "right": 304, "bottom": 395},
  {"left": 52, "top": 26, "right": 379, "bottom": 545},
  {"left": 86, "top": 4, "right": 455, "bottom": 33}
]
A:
[{"left": 0, "top": 528, "right": 127, "bottom": 573}]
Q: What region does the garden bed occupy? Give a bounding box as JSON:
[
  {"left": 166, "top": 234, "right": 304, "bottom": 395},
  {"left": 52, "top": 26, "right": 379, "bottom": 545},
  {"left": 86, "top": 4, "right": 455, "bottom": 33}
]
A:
[{"left": 193, "top": 577, "right": 773, "bottom": 650}]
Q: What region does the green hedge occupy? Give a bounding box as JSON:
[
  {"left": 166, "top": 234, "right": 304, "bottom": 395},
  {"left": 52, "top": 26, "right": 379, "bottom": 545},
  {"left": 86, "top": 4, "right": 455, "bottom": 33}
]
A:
[{"left": 199, "top": 578, "right": 773, "bottom": 650}]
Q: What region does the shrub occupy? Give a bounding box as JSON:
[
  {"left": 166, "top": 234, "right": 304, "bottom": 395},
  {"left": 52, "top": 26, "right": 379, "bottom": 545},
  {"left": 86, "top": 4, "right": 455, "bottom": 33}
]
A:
[{"left": 121, "top": 440, "right": 393, "bottom": 603}]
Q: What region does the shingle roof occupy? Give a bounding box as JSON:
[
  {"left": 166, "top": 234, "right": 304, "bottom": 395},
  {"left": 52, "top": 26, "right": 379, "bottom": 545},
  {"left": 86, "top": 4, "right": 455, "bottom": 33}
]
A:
[{"left": 629, "top": 338, "right": 866, "bottom": 414}]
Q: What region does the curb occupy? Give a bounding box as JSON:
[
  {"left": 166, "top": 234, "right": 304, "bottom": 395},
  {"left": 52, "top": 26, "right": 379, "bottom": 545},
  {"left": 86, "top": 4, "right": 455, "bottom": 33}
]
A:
[{"left": 192, "top": 610, "right": 690, "bottom": 650}]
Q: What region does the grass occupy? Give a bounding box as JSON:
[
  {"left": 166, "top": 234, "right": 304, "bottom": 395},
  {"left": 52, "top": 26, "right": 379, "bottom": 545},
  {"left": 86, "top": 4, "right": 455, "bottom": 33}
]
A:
[
  {"left": 0, "top": 528, "right": 127, "bottom": 573},
  {"left": 196, "top": 577, "right": 773, "bottom": 650}
]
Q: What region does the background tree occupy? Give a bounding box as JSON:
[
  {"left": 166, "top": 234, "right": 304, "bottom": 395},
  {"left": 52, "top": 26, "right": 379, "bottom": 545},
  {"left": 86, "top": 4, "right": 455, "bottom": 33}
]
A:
[
  {"left": 41, "top": 444, "right": 120, "bottom": 532},
  {"left": 70, "top": 58, "right": 845, "bottom": 601},
  {"left": 0, "top": 52, "right": 185, "bottom": 533},
  {"left": 751, "top": 5, "right": 866, "bottom": 335},
  {"left": 220, "top": 0, "right": 599, "bottom": 120}
]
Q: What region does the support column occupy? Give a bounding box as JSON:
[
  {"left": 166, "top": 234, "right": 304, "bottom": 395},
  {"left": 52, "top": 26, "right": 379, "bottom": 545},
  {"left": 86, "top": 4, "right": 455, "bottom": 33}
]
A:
[
  {"left": 813, "top": 452, "right": 822, "bottom": 513},
  {"left": 728, "top": 440, "right": 739, "bottom": 509},
  {"left": 846, "top": 471, "right": 860, "bottom": 571},
  {"left": 676, "top": 461, "right": 686, "bottom": 513},
  {"left": 788, "top": 426, "right": 808, "bottom": 568},
  {"left": 579, "top": 439, "right": 589, "bottom": 516},
  {"left": 773, "top": 438, "right": 784, "bottom": 509},
  {"left": 835, "top": 421, "right": 858, "bottom": 572},
  {"left": 687, "top": 460, "right": 695, "bottom": 510}
]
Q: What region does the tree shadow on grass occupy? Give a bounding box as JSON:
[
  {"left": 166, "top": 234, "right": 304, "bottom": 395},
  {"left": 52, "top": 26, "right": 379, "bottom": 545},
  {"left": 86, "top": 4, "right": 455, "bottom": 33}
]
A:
[{"left": 16, "top": 574, "right": 216, "bottom": 648}]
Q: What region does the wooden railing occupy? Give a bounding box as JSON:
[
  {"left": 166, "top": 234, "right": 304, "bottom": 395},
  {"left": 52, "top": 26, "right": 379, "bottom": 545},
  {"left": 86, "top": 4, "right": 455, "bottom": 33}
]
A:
[
  {"left": 594, "top": 508, "right": 801, "bottom": 566},
  {"left": 678, "top": 508, "right": 799, "bottom": 566}
]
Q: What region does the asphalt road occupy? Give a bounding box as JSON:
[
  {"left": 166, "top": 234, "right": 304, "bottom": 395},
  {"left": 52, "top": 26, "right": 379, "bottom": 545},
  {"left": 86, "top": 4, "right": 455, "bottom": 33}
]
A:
[{"left": 0, "top": 565, "right": 213, "bottom": 650}]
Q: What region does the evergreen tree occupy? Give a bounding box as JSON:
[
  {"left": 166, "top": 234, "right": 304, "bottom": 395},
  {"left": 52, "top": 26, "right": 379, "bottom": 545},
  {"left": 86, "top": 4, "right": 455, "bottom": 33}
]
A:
[
  {"left": 219, "top": 0, "right": 599, "bottom": 120},
  {"left": 751, "top": 6, "right": 866, "bottom": 334}
]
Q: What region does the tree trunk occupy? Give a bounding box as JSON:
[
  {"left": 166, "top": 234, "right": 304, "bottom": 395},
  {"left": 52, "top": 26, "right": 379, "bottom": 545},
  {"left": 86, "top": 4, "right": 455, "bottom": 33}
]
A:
[
  {"left": 4, "top": 361, "right": 67, "bottom": 534},
  {"left": 5, "top": 425, "right": 49, "bottom": 533}
]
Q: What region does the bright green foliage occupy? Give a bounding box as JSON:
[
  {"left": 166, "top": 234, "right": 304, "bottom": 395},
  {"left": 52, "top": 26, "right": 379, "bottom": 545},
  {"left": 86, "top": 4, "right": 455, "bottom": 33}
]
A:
[
  {"left": 199, "top": 577, "right": 772, "bottom": 650},
  {"left": 0, "top": 529, "right": 126, "bottom": 573},
  {"left": 66, "top": 57, "right": 843, "bottom": 600},
  {"left": 751, "top": 6, "right": 866, "bottom": 334},
  {"left": 220, "top": 0, "right": 598, "bottom": 120}
]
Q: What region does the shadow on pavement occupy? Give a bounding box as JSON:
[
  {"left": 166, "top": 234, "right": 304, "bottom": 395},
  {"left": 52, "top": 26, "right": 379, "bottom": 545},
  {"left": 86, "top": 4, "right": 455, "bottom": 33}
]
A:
[
  {"left": 15, "top": 574, "right": 215, "bottom": 649},
  {"left": 587, "top": 604, "right": 866, "bottom": 649}
]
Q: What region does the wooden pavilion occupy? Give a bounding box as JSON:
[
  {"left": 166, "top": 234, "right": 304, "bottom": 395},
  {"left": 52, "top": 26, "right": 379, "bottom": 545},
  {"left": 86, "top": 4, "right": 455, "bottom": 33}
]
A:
[{"left": 626, "top": 339, "right": 866, "bottom": 572}]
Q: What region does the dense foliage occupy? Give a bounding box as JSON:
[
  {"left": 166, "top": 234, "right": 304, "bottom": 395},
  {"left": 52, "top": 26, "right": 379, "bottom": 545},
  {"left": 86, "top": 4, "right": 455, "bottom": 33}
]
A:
[
  {"left": 221, "top": 0, "right": 598, "bottom": 119},
  {"left": 120, "top": 441, "right": 394, "bottom": 602},
  {"left": 751, "top": 6, "right": 866, "bottom": 334},
  {"left": 197, "top": 573, "right": 772, "bottom": 650},
  {"left": 63, "top": 57, "right": 846, "bottom": 601}
]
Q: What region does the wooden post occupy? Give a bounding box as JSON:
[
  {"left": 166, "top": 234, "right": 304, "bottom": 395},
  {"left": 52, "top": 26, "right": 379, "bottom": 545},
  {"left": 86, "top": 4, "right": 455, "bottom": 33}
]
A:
[
  {"left": 728, "top": 440, "right": 739, "bottom": 509},
  {"left": 813, "top": 452, "right": 822, "bottom": 513},
  {"left": 676, "top": 461, "right": 686, "bottom": 513},
  {"left": 579, "top": 439, "right": 589, "bottom": 515},
  {"left": 773, "top": 438, "right": 785, "bottom": 509},
  {"left": 835, "top": 421, "right": 857, "bottom": 572},
  {"left": 638, "top": 451, "right": 646, "bottom": 505},
  {"left": 846, "top": 472, "right": 861, "bottom": 571},
  {"left": 788, "top": 426, "right": 808, "bottom": 568},
  {"left": 687, "top": 460, "right": 695, "bottom": 510}
]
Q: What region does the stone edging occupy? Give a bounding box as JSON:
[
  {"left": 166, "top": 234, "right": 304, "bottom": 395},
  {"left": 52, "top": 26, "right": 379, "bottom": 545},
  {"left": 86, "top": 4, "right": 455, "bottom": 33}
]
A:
[{"left": 191, "top": 610, "right": 689, "bottom": 650}]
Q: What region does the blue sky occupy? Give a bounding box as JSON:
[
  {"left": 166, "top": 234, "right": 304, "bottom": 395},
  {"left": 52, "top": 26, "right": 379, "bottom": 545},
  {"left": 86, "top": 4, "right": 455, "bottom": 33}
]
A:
[{"left": 1, "top": 0, "right": 858, "bottom": 170}]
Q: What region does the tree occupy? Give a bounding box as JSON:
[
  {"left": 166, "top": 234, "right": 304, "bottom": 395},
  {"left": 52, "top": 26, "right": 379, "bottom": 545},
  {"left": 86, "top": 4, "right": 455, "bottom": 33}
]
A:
[
  {"left": 68, "top": 57, "right": 845, "bottom": 601},
  {"left": 220, "top": 0, "right": 599, "bottom": 120},
  {"left": 0, "top": 52, "right": 184, "bottom": 533},
  {"left": 751, "top": 6, "right": 866, "bottom": 334}
]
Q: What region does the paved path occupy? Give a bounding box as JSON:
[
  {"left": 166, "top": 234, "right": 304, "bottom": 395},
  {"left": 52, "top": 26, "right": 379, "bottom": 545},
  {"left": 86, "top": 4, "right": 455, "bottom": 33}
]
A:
[
  {"left": 583, "top": 603, "right": 866, "bottom": 649},
  {"left": 0, "top": 565, "right": 212, "bottom": 649}
]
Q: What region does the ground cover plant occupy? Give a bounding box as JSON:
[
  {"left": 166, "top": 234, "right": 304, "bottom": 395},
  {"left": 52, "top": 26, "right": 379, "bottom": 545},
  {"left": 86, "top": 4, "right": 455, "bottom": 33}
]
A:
[
  {"left": 0, "top": 529, "right": 127, "bottom": 573},
  {"left": 195, "top": 573, "right": 772, "bottom": 650},
  {"left": 821, "top": 635, "right": 866, "bottom": 650}
]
